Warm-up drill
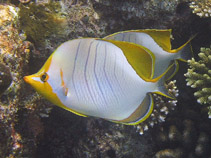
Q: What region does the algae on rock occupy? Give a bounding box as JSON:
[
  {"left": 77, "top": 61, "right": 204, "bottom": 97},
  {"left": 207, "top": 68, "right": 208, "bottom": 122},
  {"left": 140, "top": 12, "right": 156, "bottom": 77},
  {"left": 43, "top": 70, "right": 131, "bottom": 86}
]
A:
[
  {"left": 185, "top": 46, "right": 211, "bottom": 117},
  {"left": 18, "top": 2, "right": 68, "bottom": 47},
  {"left": 0, "top": 4, "right": 52, "bottom": 158}
]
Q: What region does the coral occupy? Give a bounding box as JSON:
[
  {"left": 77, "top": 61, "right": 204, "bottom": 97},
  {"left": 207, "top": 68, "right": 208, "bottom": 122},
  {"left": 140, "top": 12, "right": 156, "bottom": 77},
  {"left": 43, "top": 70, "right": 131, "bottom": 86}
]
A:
[
  {"left": 155, "top": 148, "right": 183, "bottom": 158},
  {"left": 36, "top": 108, "right": 155, "bottom": 158},
  {"left": 189, "top": 0, "right": 211, "bottom": 18},
  {"left": 0, "top": 63, "right": 12, "bottom": 95},
  {"left": 136, "top": 80, "right": 178, "bottom": 135},
  {"left": 18, "top": 2, "right": 68, "bottom": 47},
  {"left": 0, "top": 4, "right": 29, "bottom": 157},
  {"left": 152, "top": 103, "right": 211, "bottom": 157},
  {"left": 19, "top": 0, "right": 31, "bottom": 4},
  {"left": 0, "top": 4, "right": 51, "bottom": 158},
  {"left": 0, "top": 0, "right": 209, "bottom": 157},
  {"left": 185, "top": 46, "right": 211, "bottom": 117},
  {"left": 89, "top": 0, "right": 192, "bottom": 33}
]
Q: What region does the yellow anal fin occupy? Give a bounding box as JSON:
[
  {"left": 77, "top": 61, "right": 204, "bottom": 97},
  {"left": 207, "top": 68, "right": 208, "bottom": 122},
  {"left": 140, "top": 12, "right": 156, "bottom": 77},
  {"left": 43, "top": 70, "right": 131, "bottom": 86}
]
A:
[
  {"left": 59, "top": 104, "right": 88, "bottom": 117},
  {"left": 111, "top": 93, "right": 154, "bottom": 125}
]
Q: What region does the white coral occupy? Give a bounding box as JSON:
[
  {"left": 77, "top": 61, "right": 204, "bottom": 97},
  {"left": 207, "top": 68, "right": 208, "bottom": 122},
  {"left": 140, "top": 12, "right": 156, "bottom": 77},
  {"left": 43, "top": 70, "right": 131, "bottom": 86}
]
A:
[{"left": 189, "top": 0, "right": 211, "bottom": 18}]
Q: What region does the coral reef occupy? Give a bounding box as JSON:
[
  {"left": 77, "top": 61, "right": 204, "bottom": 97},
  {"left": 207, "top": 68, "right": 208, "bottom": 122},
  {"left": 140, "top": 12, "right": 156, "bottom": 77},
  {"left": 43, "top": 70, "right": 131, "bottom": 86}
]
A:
[
  {"left": 89, "top": 0, "right": 192, "bottom": 36},
  {"left": 0, "top": 4, "right": 51, "bottom": 158},
  {"left": 189, "top": 0, "right": 211, "bottom": 18},
  {"left": 185, "top": 46, "right": 211, "bottom": 118},
  {"left": 152, "top": 101, "right": 211, "bottom": 158},
  {"left": 136, "top": 80, "right": 178, "bottom": 135},
  {"left": 0, "top": 0, "right": 210, "bottom": 157},
  {"left": 155, "top": 148, "right": 183, "bottom": 158},
  {"left": 0, "top": 63, "right": 12, "bottom": 95},
  {"left": 0, "top": 4, "right": 29, "bottom": 157},
  {"left": 18, "top": 2, "right": 68, "bottom": 47},
  {"left": 36, "top": 108, "right": 156, "bottom": 158}
]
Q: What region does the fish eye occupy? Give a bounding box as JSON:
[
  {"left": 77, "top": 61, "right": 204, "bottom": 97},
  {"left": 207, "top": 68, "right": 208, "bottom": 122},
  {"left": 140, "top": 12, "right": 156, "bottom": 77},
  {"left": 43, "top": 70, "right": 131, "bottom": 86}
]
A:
[{"left": 40, "top": 72, "right": 49, "bottom": 82}]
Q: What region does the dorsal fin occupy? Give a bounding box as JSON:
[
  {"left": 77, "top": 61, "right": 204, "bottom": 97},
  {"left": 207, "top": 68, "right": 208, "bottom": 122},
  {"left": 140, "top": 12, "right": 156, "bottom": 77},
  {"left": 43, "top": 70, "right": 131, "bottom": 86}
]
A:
[
  {"left": 136, "top": 29, "right": 172, "bottom": 52},
  {"left": 101, "top": 39, "right": 155, "bottom": 81},
  {"left": 104, "top": 29, "right": 173, "bottom": 52},
  {"left": 106, "top": 29, "right": 195, "bottom": 54}
]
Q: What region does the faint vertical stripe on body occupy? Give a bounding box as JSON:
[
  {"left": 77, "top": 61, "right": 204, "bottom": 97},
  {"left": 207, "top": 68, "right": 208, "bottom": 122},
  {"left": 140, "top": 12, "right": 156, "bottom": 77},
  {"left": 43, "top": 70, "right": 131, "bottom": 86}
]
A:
[
  {"left": 71, "top": 40, "right": 81, "bottom": 101},
  {"left": 94, "top": 42, "right": 108, "bottom": 106},
  {"left": 84, "top": 41, "right": 97, "bottom": 106},
  {"left": 103, "top": 44, "right": 118, "bottom": 103}
]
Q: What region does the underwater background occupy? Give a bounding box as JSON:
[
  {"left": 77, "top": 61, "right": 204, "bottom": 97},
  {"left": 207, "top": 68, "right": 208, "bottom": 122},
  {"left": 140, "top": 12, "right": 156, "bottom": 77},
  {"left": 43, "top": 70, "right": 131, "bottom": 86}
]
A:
[{"left": 0, "top": 0, "right": 211, "bottom": 157}]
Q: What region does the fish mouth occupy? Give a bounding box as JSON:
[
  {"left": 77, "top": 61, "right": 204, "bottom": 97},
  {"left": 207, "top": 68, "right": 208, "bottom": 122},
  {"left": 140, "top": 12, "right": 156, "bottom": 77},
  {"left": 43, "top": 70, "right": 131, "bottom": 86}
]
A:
[
  {"left": 23, "top": 75, "right": 35, "bottom": 84},
  {"left": 23, "top": 76, "right": 30, "bottom": 83}
]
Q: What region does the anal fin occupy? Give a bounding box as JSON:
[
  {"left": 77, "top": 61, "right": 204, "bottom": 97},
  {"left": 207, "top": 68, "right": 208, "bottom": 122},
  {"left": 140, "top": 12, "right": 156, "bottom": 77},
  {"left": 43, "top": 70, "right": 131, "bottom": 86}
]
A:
[{"left": 111, "top": 93, "right": 154, "bottom": 125}]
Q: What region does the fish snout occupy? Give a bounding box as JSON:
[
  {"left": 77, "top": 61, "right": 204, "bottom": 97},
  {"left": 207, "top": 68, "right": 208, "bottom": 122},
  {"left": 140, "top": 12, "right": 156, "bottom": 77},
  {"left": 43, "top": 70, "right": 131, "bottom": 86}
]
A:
[
  {"left": 23, "top": 75, "right": 30, "bottom": 83},
  {"left": 23, "top": 75, "right": 35, "bottom": 85}
]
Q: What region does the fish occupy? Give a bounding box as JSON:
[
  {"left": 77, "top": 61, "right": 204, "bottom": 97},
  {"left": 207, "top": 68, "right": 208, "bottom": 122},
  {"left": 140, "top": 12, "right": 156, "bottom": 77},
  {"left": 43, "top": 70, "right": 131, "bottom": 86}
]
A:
[
  {"left": 24, "top": 38, "right": 174, "bottom": 125},
  {"left": 104, "top": 29, "right": 193, "bottom": 79}
]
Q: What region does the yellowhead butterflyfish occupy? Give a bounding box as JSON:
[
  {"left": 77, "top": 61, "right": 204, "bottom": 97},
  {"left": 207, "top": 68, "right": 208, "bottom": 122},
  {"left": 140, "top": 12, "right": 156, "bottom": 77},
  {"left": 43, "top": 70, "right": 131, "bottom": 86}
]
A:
[
  {"left": 24, "top": 38, "right": 174, "bottom": 125},
  {"left": 104, "top": 29, "right": 193, "bottom": 79}
]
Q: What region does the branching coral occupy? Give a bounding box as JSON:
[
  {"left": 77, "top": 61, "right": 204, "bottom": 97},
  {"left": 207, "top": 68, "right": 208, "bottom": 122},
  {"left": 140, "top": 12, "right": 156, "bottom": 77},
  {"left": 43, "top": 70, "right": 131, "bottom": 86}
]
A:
[
  {"left": 153, "top": 117, "right": 211, "bottom": 157},
  {"left": 136, "top": 80, "right": 178, "bottom": 135},
  {"left": 185, "top": 46, "right": 211, "bottom": 117},
  {"left": 189, "top": 0, "right": 211, "bottom": 18}
]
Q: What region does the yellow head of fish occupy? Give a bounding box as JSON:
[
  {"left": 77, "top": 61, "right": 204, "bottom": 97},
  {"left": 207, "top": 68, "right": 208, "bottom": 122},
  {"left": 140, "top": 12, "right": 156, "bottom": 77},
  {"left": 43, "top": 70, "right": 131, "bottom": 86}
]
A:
[
  {"left": 23, "top": 47, "right": 87, "bottom": 117},
  {"left": 23, "top": 55, "right": 57, "bottom": 102}
]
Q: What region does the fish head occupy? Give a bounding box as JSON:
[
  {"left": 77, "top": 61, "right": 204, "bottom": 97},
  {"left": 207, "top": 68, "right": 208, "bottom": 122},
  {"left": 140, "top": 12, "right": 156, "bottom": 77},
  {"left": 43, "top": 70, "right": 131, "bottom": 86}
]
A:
[
  {"left": 23, "top": 54, "right": 60, "bottom": 102},
  {"left": 24, "top": 71, "right": 51, "bottom": 96}
]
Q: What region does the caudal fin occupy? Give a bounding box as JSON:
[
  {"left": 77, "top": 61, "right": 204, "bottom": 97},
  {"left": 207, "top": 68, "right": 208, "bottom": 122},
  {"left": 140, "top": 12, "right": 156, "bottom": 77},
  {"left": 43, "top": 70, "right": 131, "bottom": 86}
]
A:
[
  {"left": 177, "top": 42, "right": 193, "bottom": 62},
  {"left": 171, "top": 35, "right": 196, "bottom": 62}
]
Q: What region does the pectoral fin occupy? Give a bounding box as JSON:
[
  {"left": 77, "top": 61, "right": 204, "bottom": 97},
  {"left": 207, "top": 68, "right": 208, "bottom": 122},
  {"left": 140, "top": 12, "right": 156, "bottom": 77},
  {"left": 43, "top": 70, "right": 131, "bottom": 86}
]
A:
[{"left": 60, "top": 69, "right": 68, "bottom": 96}]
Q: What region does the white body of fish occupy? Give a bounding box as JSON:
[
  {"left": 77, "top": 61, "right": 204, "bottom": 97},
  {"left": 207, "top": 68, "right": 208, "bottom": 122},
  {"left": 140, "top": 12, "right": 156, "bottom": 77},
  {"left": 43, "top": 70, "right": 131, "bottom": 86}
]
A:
[{"left": 46, "top": 38, "right": 159, "bottom": 121}]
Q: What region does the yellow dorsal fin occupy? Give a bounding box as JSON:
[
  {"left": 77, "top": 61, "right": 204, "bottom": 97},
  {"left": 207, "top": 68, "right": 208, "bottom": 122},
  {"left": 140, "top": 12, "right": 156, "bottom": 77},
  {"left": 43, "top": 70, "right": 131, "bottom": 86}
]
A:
[
  {"left": 105, "top": 29, "right": 172, "bottom": 52},
  {"left": 137, "top": 29, "right": 172, "bottom": 52},
  {"left": 136, "top": 29, "right": 196, "bottom": 54},
  {"left": 105, "top": 29, "right": 196, "bottom": 54},
  {"left": 102, "top": 39, "right": 155, "bottom": 81}
]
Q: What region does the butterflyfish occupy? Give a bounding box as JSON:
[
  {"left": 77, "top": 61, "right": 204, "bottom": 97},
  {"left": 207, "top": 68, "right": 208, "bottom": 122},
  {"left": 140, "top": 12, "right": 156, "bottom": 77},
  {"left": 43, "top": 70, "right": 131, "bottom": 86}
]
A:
[
  {"left": 24, "top": 38, "right": 174, "bottom": 125},
  {"left": 104, "top": 29, "right": 193, "bottom": 79}
]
